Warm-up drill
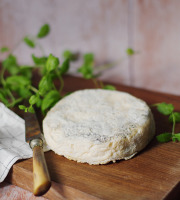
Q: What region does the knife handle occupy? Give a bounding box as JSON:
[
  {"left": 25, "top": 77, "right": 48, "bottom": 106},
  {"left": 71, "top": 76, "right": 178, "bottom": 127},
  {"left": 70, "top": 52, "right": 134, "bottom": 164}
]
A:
[{"left": 30, "top": 138, "right": 51, "bottom": 196}]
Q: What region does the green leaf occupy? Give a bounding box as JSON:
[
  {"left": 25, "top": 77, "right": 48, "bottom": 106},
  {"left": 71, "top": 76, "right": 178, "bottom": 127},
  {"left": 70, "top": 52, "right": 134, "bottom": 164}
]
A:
[
  {"left": 126, "top": 48, "right": 135, "bottom": 56},
  {"left": 23, "top": 37, "right": 35, "bottom": 48},
  {"left": 29, "top": 94, "right": 40, "bottom": 105},
  {"left": 157, "top": 102, "right": 174, "bottom": 115},
  {"left": 78, "top": 65, "right": 93, "bottom": 79},
  {"left": 0, "top": 92, "right": 9, "bottom": 105},
  {"left": 28, "top": 105, "right": 35, "bottom": 113},
  {"left": 19, "top": 105, "right": 28, "bottom": 112},
  {"left": 19, "top": 105, "right": 26, "bottom": 110},
  {"left": 63, "top": 50, "right": 79, "bottom": 61},
  {"left": 19, "top": 66, "right": 32, "bottom": 79},
  {"left": 32, "top": 54, "right": 47, "bottom": 75},
  {"left": 0, "top": 88, "right": 8, "bottom": 97},
  {"left": 5, "top": 75, "right": 31, "bottom": 91},
  {"left": 32, "top": 54, "right": 47, "bottom": 65},
  {"left": 103, "top": 85, "right": 116, "bottom": 90},
  {"left": 41, "top": 90, "right": 61, "bottom": 113},
  {"left": 37, "top": 24, "right": 50, "bottom": 38},
  {"left": 36, "top": 98, "right": 42, "bottom": 108},
  {"left": 19, "top": 105, "right": 34, "bottom": 113},
  {"left": 63, "top": 50, "right": 72, "bottom": 59},
  {"left": 2, "top": 54, "right": 19, "bottom": 75},
  {"left": 3, "top": 55, "right": 17, "bottom": 67},
  {"left": 59, "top": 58, "right": 69, "bottom": 75},
  {"left": 0, "top": 47, "right": 9, "bottom": 53},
  {"left": 38, "top": 74, "right": 53, "bottom": 95},
  {"left": 169, "top": 112, "right": 180, "bottom": 123},
  {"left": 7, "top": 65, "right": 20, "bottom": 75},
  {"left": 172, "top": 133, "right": 180, "bottom": 142},
  {"left": 84, "top": 53, "right": 94, "bottom": 65},
  {"left": 156, "top": 133, "right": 172, "bottom": 143},
  {"left": 18, "top": 86, "right": 32, "bottom": 98},
  {"left": 78, "top": 53, "right": 94, "bottom": 79},
  {"left": 46, "top": 54, "right": 59, "bottom": 73}
]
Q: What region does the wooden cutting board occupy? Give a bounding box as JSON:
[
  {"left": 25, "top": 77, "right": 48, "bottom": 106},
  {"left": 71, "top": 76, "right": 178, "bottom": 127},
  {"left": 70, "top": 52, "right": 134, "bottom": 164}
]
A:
[{"left": 5, "top": 76, "right": 180, "bottom": 200}]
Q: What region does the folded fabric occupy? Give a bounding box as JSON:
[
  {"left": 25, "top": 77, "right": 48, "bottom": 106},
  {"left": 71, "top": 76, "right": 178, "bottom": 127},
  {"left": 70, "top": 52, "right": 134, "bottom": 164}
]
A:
[{"left": 0, "top": 103, "right": 49, "bottom": 182}]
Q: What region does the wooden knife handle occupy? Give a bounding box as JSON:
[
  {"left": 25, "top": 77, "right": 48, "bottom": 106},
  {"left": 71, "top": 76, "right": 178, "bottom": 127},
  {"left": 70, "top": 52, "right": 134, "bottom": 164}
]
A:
[{"left": 30, "top": 138, "right": 51, "bottom": 196}]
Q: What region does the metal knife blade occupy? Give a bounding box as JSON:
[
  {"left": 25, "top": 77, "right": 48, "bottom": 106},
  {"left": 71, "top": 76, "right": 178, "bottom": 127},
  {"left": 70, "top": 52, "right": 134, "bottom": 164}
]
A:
[{"left": 24, "top": 109, "right": 42, "bottom": 143}]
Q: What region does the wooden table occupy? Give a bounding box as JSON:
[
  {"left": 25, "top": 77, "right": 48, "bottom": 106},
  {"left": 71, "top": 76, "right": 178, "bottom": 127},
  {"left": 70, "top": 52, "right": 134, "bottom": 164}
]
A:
[{"left": 5, "top": 76, "right": 180, "bottom": 200}]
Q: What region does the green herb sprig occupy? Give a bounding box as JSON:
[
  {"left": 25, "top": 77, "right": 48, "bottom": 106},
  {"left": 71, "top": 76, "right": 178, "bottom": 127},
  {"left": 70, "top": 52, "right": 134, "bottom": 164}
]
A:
[
  {"left": 126, "top": 48, "right": 135, "bottom": 56},
  {"left": 19, "top": 53, "right": 71, "bottom": 114},
  {"left": 23, "top": 24, "right": 50, "bottom": 49},
  {"left": 77, "top": 53, "right": 116, "bottom": 90},
  {"left": 0, "top": 24, "right": 70, "bottom": 114},
  {"left": 0, "top": 24, "right": 118, "bottom": 115},
  {"left": 153, "top": 102, "right": 180, "bottom": 142}
]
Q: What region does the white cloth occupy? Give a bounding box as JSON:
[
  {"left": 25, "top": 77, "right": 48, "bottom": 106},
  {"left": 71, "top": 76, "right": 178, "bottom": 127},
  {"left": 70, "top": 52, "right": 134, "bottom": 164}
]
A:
[{"left": 0, "top": 103, "right": 49, "bottom": 182}]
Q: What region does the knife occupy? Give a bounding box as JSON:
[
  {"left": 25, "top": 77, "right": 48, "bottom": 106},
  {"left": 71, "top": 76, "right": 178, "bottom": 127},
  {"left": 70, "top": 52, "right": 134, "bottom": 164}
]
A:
[{"left": 24, "top": 106, "right": 51, "bottom": 196}]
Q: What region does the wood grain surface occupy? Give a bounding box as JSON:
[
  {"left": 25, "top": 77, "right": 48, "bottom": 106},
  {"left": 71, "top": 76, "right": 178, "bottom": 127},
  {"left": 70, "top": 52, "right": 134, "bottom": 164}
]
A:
[{"left": 5, "top": 76, "right": 180, "bottom": 200}]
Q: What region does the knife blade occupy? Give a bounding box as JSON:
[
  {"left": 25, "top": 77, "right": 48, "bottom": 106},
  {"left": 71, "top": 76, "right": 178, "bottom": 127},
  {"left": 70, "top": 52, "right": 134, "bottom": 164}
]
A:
[{"left": 24, "top": 106, "right": 51, "bottom": 196}]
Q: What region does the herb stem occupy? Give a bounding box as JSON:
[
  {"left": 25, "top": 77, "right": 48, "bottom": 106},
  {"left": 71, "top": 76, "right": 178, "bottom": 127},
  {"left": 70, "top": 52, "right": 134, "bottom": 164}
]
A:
[
  {"left": 8, "top": 97, "right": 24, "bottom": 108},
  {"left": 55, "top": 69, "right": 64, "bottom": 95},
  {"left": 7, "top": 89, "right": 15, "bottom": 102},
  {"left": 29, "top": 85, "right": 39, "bottom": 94},
  {"left": 11, "top": 38, "right": 23, "bottom": 54},
  {"left": 172, "top": 113, "right": 176, "bottom": 135},
  {"left": 36, "top": 40, "right": 45, "bottom": 56},
  {"left": 0, "top": 67, "right": 6, "bottom": 86},
  {"left": 92, "top": 78, "right": 100, "bottom": 88},
  {"left": 59, "top": 75, "right": 64, "bottom": 95},
  {"left": 95, "top": 61, "right": 117, "bottom": 72},
  {"left": 99, "top": 80, "right": 104, "bottom": 88},
  {"left": 151, "top": 103, "right": 160, "bottom": 107},
  {"left": 52, "top": 83, "right": 57, "bottom": 90}
]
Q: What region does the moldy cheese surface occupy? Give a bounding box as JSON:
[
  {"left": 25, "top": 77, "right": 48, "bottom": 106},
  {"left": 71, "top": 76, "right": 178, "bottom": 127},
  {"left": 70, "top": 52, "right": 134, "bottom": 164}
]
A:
[{"left": 43, "top": 89, "right": 155, "bottom": 165}]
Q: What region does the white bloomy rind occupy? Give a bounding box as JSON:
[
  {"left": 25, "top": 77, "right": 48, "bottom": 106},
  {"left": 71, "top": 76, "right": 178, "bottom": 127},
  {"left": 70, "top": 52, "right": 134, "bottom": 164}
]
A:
[{"left": 43, "top": 89, "right": 155, "bottom": 165}]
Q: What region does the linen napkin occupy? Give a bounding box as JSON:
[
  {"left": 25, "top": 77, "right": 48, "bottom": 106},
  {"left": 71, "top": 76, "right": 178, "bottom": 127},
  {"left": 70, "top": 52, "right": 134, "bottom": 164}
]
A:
[{"left": 0, "top": 102, "right": 49, "bottom": 182}]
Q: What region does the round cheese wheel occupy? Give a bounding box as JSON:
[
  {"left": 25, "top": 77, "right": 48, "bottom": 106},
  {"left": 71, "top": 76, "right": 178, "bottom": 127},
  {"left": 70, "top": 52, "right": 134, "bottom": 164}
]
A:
[{"left": 43, "top": 89, "right": 155, "bottom": 165}]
